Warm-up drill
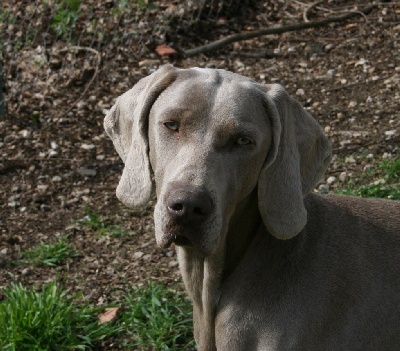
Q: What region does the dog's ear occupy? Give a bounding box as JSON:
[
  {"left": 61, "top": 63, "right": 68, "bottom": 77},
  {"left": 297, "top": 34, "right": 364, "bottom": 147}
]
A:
[
  {"left": 255, "top": 84, "right": 332, "bottom": 240},
  {"left": 104, "top": 64, "right": 178, "bottom": 208}
]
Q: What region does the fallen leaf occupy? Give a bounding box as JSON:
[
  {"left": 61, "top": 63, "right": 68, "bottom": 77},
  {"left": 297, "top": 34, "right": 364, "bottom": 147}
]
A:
[
  {"left": 155, "top": 44, "right": 177, "bottom": 57},
  {"left": 99, "top": 307, "right": 120, "bottom": 324}
]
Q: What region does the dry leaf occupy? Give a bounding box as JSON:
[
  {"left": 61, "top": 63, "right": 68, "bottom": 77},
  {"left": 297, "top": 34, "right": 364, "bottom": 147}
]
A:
[
  {"left": 98, "top": 307, "right": 119, "bottom": 324},
  {"left": 155, "top": 45, "right": 177, "bottom": 57}
]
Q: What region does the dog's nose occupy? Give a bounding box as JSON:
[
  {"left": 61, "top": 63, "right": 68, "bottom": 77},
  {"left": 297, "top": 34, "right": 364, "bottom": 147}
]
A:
[{"left": 166, "top": 187, "right": 213, "bottom": 225}]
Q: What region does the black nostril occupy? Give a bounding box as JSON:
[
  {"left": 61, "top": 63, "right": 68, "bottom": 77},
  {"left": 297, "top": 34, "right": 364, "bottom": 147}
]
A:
[{"left": 169, "top": 203, "right": 184, "bottom": 212}]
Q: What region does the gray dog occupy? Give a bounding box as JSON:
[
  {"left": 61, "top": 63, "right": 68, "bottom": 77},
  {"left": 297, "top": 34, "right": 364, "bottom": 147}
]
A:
[{"left": 104, "top": 64, "right": 400, "bottom": 351}]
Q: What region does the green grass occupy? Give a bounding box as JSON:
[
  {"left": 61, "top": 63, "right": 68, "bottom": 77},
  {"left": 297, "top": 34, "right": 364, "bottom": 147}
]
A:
[
  {"left": 338, "top": 158, "right": 400, "bottom": 199},
  {"left": 23, "top": 236, "right": 79, "bottom": 267},
  {"left": 79, "top": 207, "right": 128, "bottom": 237},
  {"left": 0, "top": 281, "right": 119, "bottom": 351},
  {"left": 119, "top": 282, "right": 194, "bottom": 350},
  {"left": 0, "top": 281, "right": 194, "bottom": 350}
]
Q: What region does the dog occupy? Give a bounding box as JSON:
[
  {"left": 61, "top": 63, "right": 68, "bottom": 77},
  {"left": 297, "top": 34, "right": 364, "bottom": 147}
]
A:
[{"left": 104, "top": 64, "right": 400, "bottom": 351}]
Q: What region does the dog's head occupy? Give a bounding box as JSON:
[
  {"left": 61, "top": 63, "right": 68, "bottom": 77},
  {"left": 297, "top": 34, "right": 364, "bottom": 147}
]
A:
[{"left": 104, "top": 65, "right": 331, "bottom": 256}]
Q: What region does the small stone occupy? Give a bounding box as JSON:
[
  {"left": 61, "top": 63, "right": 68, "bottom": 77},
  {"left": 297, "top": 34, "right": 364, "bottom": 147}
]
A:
[
  {"left": 77, "top": 167, "right": 97, "bottom": 176},
  {"left": 40, "top": 204, "right": 51, "bottom": 211},
  {"left": 373, "top": 178, "right": 386, "bottom": 186},
  {"left": 327, "top": 176, "right": 337, "bottom": 185},
  {"left": 348, "top": 101, "right": 357, "bottom": 108},
  {"left": 138, "top": 59, "right": 159, "bottom": 67},
  {"left": 339, "top": 172, "right": 349, "bottom": 182},
  {"left": 166, "top": 250, "right": 175, "bottom": 257},
  {"left": 345, "top": 156, "right": 356, "bottom": 164},
  {"left": 81, "top": 143, "right": 95, "bottom": 150},
  {"left": 96, "top": 155, "right": 105, "bottom": 160},
  {"left": 384, "top": 130, "right": 396, "bottom": 136},
  {"left": 133, "top": 251, "right": 144, "bottom": 260},
  {"left": 48, "top": 150, "right": 58, "bottom": 157},
  {"left": 296, "top": 88, "right": 305, "bottom": 96},
  {"left": 326, "top": 69, "right": 335, "bottom": 78},
  {"left": 142, "top": 254, "right": 152, "bottom": 261},
  {"left": 324, "top": 126, "right": 331, "bottom": 133},
  {"left": 20, "top": 130, "right": 30, "bottom": 138},
  {"left": 52, "top": 176, "right": 62, "bottom": 182},
  {"left": 318, "top": 184, "right": 329, "bottom": 194},
  {"left": 168, "top": 260, "right": 179, "bottom": 268},
  {"left": 8, "top": 200, "right": 20, "bottom": 207}
]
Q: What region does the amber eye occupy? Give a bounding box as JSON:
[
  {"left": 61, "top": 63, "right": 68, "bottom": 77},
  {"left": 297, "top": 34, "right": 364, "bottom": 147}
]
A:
[
  {"left": 236, "top": 136, "right": 253, "bottom": 145},
  {"left": 164, "top": 121, "right": 179, "bottom": 131}
]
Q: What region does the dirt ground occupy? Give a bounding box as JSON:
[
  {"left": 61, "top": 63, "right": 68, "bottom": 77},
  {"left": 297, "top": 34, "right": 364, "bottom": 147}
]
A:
[{"left": 0, "top": 0, "right": 399, "bottom": 340}]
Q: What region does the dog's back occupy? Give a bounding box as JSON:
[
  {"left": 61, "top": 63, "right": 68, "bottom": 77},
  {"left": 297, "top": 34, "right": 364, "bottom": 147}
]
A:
[{"left": 216, "top": 193, "right": 400, "bottom": 351}]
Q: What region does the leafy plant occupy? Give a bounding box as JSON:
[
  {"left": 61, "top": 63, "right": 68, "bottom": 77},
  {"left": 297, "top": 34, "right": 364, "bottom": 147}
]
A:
[
  {"left": 51, "top": 0, "right": 81, "bottom": 37},
  {"left": 79, "top": 207, "right": 128, "bottom": 237},
  {"left": 119, "top": 282, "right": 194, "bottom": 350},
  {"left": 0, "top": 281, "right": 119, "bottom": 351},
  {"left": 23, "top": 236, "right": 78, "bottom": 266},
  {"left": 338, "top": 158, "right": 400, "bottom": 199}
]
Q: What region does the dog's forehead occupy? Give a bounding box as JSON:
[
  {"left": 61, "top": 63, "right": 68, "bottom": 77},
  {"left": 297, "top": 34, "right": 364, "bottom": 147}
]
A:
[{"left": 155, "top": 68, "right": 263, "bottom": 125}]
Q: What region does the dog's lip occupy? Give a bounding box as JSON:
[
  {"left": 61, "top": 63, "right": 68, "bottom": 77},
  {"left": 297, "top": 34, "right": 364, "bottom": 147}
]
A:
[{"left": 162, "top": 232, "right": 194, "bottom": 248}]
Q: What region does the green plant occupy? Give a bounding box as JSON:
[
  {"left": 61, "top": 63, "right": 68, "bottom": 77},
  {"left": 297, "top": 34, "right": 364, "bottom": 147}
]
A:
[
  {"left": 120, "top": 282, "right": 194, "bottom": 350},
  {"left": 24, "top": 236, "right": 78, "bottom": 266},
  {"left": 338, "top": 158, "right": 400, "bottom": 199},
  {"left": 79, "top": 207, "right": 128, "bottom": 237},
  {"left": 0, "top": 281, "right": 119, "bottom": 351},
  {"left": 51, "top": 0, "right": 81, "bottom": 37}
]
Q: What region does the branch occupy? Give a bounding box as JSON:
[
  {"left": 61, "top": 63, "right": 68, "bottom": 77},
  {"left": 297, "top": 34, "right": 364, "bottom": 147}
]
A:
[{"left": 183, "top": 4, "right": 376, "bottom": 57}]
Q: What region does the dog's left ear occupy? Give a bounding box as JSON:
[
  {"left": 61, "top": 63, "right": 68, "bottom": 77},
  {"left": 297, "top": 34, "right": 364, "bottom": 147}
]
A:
[
  {"left": 104, "top": 64, "right": 178, "bottom": 208},
  {"left": 255, "top": 83, "right": 332, "bottom": 240}
]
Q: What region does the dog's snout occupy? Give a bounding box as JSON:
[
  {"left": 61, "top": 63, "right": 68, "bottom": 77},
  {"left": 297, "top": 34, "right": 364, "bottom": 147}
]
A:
[{"left": 167, "top": 187, "right": 213, "bottom": 225}]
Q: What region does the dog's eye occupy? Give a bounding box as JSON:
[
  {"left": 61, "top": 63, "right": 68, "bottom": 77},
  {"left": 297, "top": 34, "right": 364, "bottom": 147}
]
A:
[
  {"left": 236, "top": 137, "right": 253, "bottom": 145},
  {"left": 164, "top": 121, "right": 179, "bottom": 131}
]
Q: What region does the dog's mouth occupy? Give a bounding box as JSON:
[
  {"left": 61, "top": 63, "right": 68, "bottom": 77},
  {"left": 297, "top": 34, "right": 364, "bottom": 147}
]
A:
[
  {"left": 173, "top": 235, "right": 192, "bottom": 247},
  {"left": 162, "top": 228, "right": 194, "bottom": 248}
]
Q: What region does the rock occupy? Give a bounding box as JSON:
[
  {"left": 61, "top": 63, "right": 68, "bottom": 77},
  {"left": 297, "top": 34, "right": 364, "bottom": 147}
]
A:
[
  {"left": 138, "top": 59, "right": 159, "bottom": 67},
  {"left": 52, "top": 176, "right": 62, "bottom": 182},
  {"left": 81, "top": 143, "right": 95, "bottom": 150},
  {"left": 142, "top": 254, "right": 152, "bottom": 261},
  {"left": 77, "top": 167, "right": 97, "bottom": 176},
  {"left": 327, "top": 176, "right": 337, "bottom": 185},
  {"left": 384, "top": 130, "right": 396, "bottom": 136},
  {"left": 339, "top": 172, "right": 349, "bottom": 182},
  {"left": 133, "top": 251, "right": 144, "bottom": 260},
  {"left": 345, "top": 156, "right": 356, "bottom": 164},
  {"left": 296, "top": 88, "right": 305, "bottom": 96},
  {"left": 168, "top": 260, "right": 179, "bottom": 268}
]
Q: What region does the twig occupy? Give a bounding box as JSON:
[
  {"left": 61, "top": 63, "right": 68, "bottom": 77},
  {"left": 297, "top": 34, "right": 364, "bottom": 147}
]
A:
[
  {"left": 303, "top": 0, "right": 325, "bottom": 22},
  {"left": 183, "top": 4, "right": 376, "bottom": 57},
  {"left": 58, "top": 46, "right": 102, "bottom": 115}
]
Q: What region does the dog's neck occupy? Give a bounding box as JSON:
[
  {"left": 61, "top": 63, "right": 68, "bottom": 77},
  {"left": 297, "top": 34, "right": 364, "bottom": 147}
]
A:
[{"left": 177, "top": 189, "right": 262, "bottom": 351}]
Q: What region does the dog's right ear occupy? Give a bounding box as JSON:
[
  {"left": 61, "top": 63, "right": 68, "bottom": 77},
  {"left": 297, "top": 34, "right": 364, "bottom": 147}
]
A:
[{"left": 104, "top": 64, "right": 178, "bottom": 208}]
